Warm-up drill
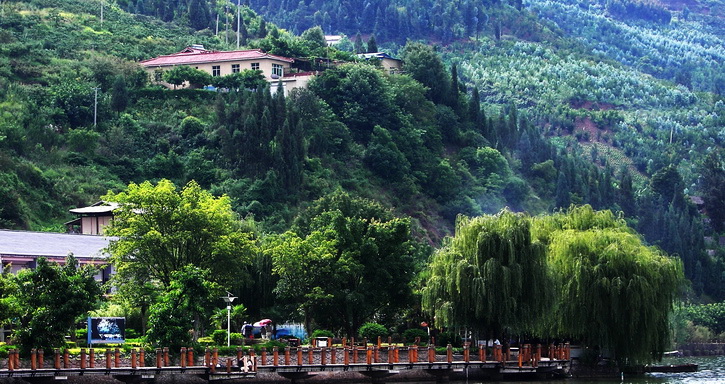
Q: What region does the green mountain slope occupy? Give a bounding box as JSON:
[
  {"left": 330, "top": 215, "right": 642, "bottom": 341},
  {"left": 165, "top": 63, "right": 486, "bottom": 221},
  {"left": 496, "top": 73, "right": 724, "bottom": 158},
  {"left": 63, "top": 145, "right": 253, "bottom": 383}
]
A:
[{"left": 0, "top": 0, "right": 723, "bottom": 300}]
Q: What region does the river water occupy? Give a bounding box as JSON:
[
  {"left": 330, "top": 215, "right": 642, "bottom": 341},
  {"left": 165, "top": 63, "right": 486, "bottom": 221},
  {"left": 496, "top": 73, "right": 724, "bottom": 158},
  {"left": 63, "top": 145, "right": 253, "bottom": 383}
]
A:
[{"left": 460, "top": 356, "right": 724, "bottom": 383}]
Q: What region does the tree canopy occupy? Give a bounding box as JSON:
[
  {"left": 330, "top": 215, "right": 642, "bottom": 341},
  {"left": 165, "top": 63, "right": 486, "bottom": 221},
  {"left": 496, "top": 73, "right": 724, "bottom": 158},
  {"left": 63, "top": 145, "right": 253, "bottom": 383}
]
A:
[
  {"left": 533, "top": 206, "right": 684, "bottom": 364},
  {"left": 103, "top": 179, "right": 256, "bottom": 290},
  {"left": 267, "top": 190, "right": 418, "bottom": 335},
  {"left": 12, "top": 256, "right": 101, "bottom": 353},
  {"left": 421, "top": 209, "right": 553, "bottom": 338}
]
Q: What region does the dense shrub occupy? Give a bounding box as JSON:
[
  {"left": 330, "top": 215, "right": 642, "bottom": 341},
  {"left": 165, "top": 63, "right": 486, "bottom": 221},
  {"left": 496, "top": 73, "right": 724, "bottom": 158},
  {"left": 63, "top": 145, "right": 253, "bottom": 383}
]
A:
[
  {"left": 402, "top": 328, "right": 428, "bottom": 344},
  {"left": 310, "top": 329, "right": 335, "bottom": 338},
  {"left": 358, "top": 323, "right": 387, "bottom": 341}
]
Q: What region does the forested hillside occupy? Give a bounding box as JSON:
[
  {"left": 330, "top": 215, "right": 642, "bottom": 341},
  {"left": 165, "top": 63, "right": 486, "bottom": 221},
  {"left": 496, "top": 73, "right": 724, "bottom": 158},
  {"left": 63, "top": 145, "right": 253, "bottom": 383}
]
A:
[{"left": 0, "top": 0, "right": 723, "bottom": 305}]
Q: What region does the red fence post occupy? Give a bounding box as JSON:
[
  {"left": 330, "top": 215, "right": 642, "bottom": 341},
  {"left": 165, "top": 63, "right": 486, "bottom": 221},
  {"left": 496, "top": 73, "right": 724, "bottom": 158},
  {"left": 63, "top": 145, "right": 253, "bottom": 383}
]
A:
[
  {"left": 284, "top": 347, "right": 291, "bottom": 366},
  {"left": 131, "top": 349, "right": 137, "bottom": 369},
  {"left": 115, "top": 348, "right": 121, "bottom": 367},
  {"left": 261, "top": 347, "right": 267, "bottom": 366},
  {"left": 54, "top": 348, "right": 61, "bottom": 369},
  {"left": 187, "top": 347, "right": 194, "bottom": 367},
  {"left": 89, "top": 348, "right": 95, "bottom": 368},
  {"left": 296, "top": 347, "right": 302, "bottom": 366},
  {"left": 105, "top": 349, "right": 112, "bottom": 369},
  {"left": 447, "top": 344, "right": 453, "bottom": 363},
  {"left": 80, "top": 349, "right": 87, "bottom": 370},
  {"left": 63, "top": 349, "right": 70, "bottom": 369},
  {"left": 180, "top": 347, "right": 187, "bottom": 368},
  {"left": 273, "top": 348, "right": 279, "bottom": 366},
  {"left": 30, "top": 349, "right": 37, "bottom": 370},
  {"left": 38, "top": 349, "right": 44, "bottom": 368},
  {"left": 140, "top": 349, "right": 145, "bottom": 367},
  {"left": 156, "top": 348, "right": 162, "bottom": 368}
]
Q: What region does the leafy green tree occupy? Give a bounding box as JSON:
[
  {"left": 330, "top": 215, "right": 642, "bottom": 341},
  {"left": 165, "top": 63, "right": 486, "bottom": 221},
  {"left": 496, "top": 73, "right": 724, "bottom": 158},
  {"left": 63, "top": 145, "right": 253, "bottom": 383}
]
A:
[
  {"left": 301, "top": 26, "right": 326, "bottom": 53},
  {"left": 400, "top": 42, "right": 450, "bottom": 105},
  {"left": 309, "top": 63, "right": 394, "bottom": 142},
  {"left": 422, "top": 209, "right": 553, "bottom": 339},
  {"left": 268, "top": 191, "right": 418, "bottom": 336},
  {"left": 146, "top": 265, "right": 220, "bottom": 349},
  {"left": 535, "top": 206, "right": 684, "bottom": 364},
  {"left": 162, "top": 66, "right": 211, "bottom": 89},
  {"left": 13, "top": 256, "right": 101, "bottom": 353},
  {"left": 0, "top": 266, "right": 18, "bottom": 330},
  {"left": 212, "top": 70, "right": 266, "bottom": 90},
  {"left": 103, "top": 179, "right": 256, "bottom": 291},
  {"left": 364, "top": 125, "right": 410, "bottom": 181}
]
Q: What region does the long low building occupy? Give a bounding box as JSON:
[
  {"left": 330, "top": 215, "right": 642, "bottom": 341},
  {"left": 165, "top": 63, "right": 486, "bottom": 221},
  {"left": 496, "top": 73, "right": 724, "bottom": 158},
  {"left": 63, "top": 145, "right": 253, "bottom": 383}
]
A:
[{"left": 0, "top": 229, "right": 112, "bottom": 278}]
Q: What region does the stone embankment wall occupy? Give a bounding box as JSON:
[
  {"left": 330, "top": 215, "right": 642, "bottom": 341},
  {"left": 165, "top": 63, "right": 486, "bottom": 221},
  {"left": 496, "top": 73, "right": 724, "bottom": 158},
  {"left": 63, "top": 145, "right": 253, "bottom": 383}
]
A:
[{"left": 679, "top": 343, "right": 725, "bottom": 356}]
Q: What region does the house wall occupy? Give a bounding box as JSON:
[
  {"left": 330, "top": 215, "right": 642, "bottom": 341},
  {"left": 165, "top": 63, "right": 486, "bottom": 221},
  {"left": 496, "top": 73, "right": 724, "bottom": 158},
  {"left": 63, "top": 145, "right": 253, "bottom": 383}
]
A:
[
  {"left": 146, "top": 58, "right": 293, "bottom": 89},
  {"left": 81, "top": 215, "right": 112, "bottom": 235},
  {"left": 381, "top": 58, "right": 402, "bottom": 74}
]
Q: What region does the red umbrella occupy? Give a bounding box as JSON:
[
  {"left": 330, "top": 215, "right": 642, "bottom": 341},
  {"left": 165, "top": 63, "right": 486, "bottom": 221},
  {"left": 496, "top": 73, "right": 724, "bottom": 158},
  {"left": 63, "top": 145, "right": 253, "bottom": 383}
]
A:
[{"left": 253, "top": 319, "right": 272, "bottom": 327}]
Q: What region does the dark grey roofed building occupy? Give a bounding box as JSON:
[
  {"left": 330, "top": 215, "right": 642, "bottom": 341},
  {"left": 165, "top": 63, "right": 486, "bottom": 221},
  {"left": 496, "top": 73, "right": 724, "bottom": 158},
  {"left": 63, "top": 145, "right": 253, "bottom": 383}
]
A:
[
  {"left": 0, "top": 229, "right": 113, "bottom": 278},
  {"left": 0, "top": 229, "right": 115, "bottom": 342}
]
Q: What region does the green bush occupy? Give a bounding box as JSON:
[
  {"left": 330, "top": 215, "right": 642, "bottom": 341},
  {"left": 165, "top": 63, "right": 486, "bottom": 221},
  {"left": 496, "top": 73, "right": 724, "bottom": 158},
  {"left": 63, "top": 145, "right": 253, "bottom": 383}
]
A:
[
  {"left": 0, "top": 344, "right": 12, "bottom": 358},
  {"left": 212, "top": 330, "right": 228, "bottom": 346},
  {"left": 230, "top": 333, "right": 243, "bottom": 345},
  {"left": 253, "top": 340, "right": 287, "bottom": 353},
  {"left": 435, "top": 331, "right": 462, "bottom": 347},
  {"left": 75, "top": 328, "right": 87, "bottom": 340},
  {"left": 126, "top": 329, "right": 140, "bottom": 339},
  {"left": 358, "top": 323, "right": 387, "bottom": 341},
  {"left": 310, "top": 329, "right": 335, "bottom": 338},
  {"left": 402, "top": 328, "right": 428, "bottom": 344}
]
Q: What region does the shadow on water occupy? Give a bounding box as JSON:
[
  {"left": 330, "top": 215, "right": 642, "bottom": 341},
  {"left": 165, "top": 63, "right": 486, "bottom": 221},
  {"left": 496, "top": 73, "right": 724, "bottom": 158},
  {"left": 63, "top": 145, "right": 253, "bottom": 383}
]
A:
[{"left": 447, "top": 356, "right": 724, "bottom": 384}]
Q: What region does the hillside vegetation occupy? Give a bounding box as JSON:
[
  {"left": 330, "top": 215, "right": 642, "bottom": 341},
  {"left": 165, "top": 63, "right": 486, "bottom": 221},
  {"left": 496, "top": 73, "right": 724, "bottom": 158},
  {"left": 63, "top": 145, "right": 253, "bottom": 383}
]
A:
[{"left": 0, "top": 0, "right": 723, "bottom": 306}]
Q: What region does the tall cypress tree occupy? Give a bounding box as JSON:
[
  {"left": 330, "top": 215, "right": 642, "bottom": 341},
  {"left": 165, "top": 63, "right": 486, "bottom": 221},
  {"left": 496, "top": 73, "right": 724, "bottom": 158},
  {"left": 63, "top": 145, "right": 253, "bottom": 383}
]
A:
[{"left": 366, "top": 34, "right": 378, "bottom": 53}]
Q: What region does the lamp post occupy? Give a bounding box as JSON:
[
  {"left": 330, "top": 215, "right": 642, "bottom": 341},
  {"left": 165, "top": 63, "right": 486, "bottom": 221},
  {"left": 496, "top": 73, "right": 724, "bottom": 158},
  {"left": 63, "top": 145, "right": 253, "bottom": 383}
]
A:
[{"left": 221, "top": 293, "right": 237, "bottom": 347}]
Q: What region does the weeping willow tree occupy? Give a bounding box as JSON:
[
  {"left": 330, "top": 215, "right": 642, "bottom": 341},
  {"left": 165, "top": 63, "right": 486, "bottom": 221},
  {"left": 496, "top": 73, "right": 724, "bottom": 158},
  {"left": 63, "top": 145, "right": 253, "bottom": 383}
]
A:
[
  {"left": 534, "top": 206, "right": 684, "bottom": 365},
  {"left": 421, "top": 209, "right": 553, "bottom": 338}
]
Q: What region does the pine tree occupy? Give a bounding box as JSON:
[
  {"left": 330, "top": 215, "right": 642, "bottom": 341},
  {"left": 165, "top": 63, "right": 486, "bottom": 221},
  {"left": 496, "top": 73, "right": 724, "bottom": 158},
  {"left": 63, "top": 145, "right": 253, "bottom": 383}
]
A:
[
  {"left": 111, "top": 75, "right": 128, "bottom": 114},
  {"left": 354, "top": 32, "right": 364, "bottom": 53},
  {"left": 366, "top": 34, "right": 378, "bottom": 53},
  {"left": 188, "top": 0, "right": 210, "bottom": 30}
]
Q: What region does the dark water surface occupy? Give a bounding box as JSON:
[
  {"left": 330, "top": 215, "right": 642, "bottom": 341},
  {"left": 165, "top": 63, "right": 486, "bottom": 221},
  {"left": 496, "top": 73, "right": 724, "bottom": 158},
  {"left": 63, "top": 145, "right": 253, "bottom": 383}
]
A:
[{"left": 458, "top": 356, "right": 724, "bottom": 384}]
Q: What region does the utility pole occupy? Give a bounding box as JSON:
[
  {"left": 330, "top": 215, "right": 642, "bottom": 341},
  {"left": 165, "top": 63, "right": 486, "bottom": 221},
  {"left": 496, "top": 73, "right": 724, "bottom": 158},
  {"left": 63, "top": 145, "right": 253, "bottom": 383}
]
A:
[
  {"left": 100, "top": 0, "right": 104, "bottom": 26},
  {"left": 236, "top": 0, "right": 241, "bottom": 49},
  {"left": 92, "top": 87, "right": 100, "bottom": 128},
  {"left": 225, "top": 5, "right": 229, "bottom": 45}
]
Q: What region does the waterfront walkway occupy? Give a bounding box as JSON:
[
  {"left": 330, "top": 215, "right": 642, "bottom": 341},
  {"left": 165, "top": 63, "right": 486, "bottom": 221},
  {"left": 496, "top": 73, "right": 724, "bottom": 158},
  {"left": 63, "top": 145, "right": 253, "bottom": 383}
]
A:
[{"left": 1, "top": 343, "right": 571, "bottom": 383}]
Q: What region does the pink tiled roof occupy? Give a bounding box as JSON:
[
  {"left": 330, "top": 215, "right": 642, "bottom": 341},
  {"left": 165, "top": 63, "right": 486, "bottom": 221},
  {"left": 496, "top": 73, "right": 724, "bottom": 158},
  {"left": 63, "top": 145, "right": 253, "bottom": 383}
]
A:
[{"left": 140, "top": 47, "right": 294, "bottom": 67}]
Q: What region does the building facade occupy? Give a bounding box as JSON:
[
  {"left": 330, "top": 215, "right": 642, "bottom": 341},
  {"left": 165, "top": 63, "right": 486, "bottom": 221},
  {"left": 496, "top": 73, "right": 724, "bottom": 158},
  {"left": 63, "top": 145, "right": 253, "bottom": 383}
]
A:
[{"left": 140, "top": 45, "right": 313, "bottom": 95}]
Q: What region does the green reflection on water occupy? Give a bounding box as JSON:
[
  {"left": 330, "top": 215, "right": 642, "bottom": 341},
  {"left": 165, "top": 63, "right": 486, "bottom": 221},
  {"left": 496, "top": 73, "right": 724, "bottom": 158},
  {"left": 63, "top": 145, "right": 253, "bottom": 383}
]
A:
[{"left": 457, "top": 355, "right": 724, "bottom": 384}]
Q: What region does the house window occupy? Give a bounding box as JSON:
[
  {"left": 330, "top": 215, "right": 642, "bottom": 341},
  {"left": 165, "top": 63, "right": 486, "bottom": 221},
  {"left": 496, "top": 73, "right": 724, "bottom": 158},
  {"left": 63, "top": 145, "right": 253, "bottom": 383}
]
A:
[
  {"left": 212, "top": 65, "right": 221, "bottom": 76},
  {"left": 251, "top": 62, "right": 260, "bottom": 71},
  {"left": 272, "top": 64, "right": 283, "bottom": 77},
  {"left": 231, "top": 64, "right": 240, "bottom": 73}
]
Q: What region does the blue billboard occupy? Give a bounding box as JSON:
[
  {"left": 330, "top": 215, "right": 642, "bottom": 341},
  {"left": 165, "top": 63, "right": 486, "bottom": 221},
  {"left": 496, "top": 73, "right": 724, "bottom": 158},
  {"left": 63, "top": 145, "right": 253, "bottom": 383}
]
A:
[{"left": 87, "top": 317, "right": 125, "bottom": 345}]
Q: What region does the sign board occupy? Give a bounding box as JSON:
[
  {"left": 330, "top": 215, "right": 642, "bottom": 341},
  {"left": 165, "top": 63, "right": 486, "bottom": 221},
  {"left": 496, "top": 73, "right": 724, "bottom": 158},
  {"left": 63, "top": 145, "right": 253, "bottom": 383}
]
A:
[{"left": 87, "top": 317, "right": 125, "bottom": 345}]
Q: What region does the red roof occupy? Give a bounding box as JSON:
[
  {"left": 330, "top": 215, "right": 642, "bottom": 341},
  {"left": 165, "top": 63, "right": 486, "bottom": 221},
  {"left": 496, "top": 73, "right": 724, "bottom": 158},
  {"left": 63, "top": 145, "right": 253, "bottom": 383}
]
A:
[{"left": 140, "top": 47, "right": 294, "bottom": 67}]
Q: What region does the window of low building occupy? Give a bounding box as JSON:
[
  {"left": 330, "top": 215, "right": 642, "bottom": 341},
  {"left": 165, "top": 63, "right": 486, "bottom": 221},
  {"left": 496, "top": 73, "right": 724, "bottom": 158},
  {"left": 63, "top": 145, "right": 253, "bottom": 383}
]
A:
[
  {"left": 251, "top": 62, "right": 260, "bottom": 71},
  {"left": 232, "top": 64, "right": 240, "bottom": 73},
  {"left": 212, "top": 65, "right": 221, "bottom": 76},
  {"left": 272, "top": 63, "right": 283, "bottom": 77}
]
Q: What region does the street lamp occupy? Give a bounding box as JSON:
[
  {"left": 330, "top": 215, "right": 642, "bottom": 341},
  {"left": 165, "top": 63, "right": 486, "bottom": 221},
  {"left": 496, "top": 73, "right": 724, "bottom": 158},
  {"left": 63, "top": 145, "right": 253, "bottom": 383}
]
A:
[{"left": 221, "top": 292, "right": 237, "bottom": 347}]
